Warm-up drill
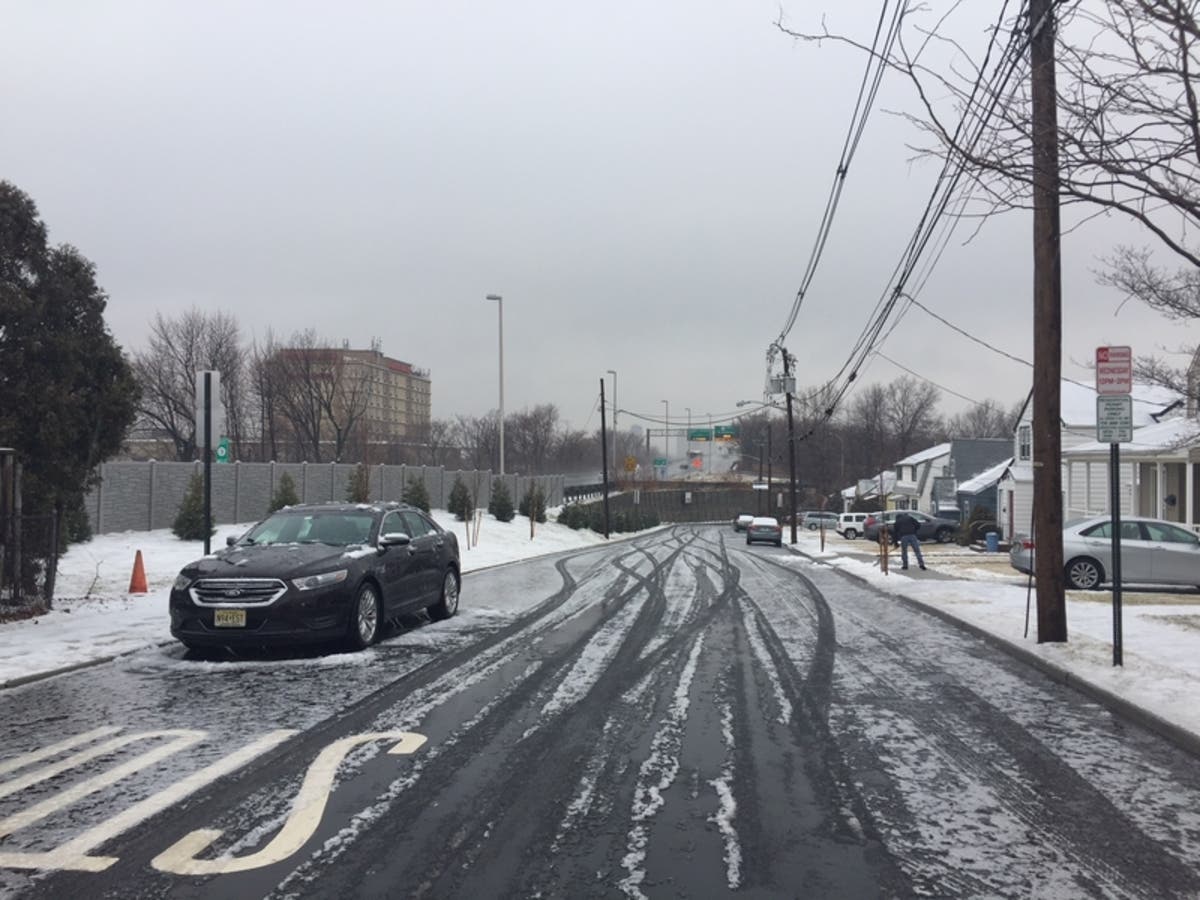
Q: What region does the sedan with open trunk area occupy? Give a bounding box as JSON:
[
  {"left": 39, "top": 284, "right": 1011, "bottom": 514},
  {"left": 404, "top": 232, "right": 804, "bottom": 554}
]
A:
[{"left": 169, "top": 502, "right": 460, "bottom": 651}]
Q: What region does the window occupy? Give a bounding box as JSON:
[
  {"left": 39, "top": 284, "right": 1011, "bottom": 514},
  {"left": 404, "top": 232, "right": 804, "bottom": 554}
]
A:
[
  {"left": 1144, "top": 522, "right": 1198, "bottom": 544},
  {"left": 1018, "top": 424, "right": 1032, "bottom": 461}
]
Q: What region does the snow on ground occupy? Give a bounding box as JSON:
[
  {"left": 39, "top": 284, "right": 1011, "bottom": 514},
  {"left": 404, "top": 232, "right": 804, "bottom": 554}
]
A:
[
  {"left": 0, "top": 509, "right": 609, "bottom": 686},
  {"left": 2, "top": 518, "right": 1199, "bottom": 753}
]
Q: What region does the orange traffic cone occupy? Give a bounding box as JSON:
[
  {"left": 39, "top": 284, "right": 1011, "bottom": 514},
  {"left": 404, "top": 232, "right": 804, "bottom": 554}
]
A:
[{"left": 129, "top": 549, "right": 148, "bottom": 594}]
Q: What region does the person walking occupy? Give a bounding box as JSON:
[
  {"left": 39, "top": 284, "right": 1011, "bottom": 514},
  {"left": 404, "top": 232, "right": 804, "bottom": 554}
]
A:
[{"left": 893, "top": 511, "right": 926, "bottom": 571}]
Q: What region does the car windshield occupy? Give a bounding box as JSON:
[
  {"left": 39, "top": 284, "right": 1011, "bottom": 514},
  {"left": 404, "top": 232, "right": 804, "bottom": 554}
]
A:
[{"left": 242, "top": 511, "right": 375, "bottom": 546}]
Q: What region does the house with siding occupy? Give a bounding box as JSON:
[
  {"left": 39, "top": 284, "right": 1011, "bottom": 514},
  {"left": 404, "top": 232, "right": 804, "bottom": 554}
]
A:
[
  {"left": 892, "top": 443, "right": 952, "bottom": 512},
  {"left": 997, "top": 381, "right": 1180, "bottom": 539}
]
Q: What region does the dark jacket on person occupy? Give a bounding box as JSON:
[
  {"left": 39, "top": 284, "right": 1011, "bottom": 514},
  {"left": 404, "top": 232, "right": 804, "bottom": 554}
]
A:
[{"left": 893, "top": 512, "right": 919, "bottom": 538}]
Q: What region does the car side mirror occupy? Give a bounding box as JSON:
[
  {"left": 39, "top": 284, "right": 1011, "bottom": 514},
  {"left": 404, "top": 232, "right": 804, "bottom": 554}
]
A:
[
  {"left": 380, "top": 532, "right": 412, "bottom": 547},
  {"left": 226, "top": 535, "right": 237, "bottom": 547}
]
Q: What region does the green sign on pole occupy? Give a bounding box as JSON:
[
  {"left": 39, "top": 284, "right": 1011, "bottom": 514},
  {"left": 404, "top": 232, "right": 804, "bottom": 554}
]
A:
[
  {"left": 215, "top": 437, "right": 231, "bottom": 463},
  {"left": 653, "top": 457, "right": 668, "bottom": 467},
  {"left": 714, "top": 425, "right": 739, "bottom": 440},
  {"left": 687, "top": 428, "right": 713, "bottom": 441}
]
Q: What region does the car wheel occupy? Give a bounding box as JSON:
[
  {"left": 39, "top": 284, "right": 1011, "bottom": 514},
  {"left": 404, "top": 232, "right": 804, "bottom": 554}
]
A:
[
  {"left": 935, "top": 527, "right": 954, "bottom": 543},
  {"left": 428, "top": 569, "right": 460, "bottom": 621},
  {"left": 808, "top": 523, "right": 817, "bottom": 530},
  {"left": 347, "top": 583, "right": 381, "bottom": 649},
  {"left": 775, "top": 540, "right": 782, "bottom": 547},
  {"left": 1065, "top": 557, "right": 1103, "bottom": 590},
  {"left": 844, "top": 528, "right": 858, "bottom": 540}
]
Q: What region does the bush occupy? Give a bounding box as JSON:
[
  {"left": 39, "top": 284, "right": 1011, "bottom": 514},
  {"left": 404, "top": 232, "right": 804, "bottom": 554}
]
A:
[
  {"left": 173, "top": 473, "right": 214, "bottom": 540},
  {"left": 270, "top": 472, "right": 300, "bottom": 512},
  {"left": 448, "top": 476, "right": 474, "bottom": 521},
  {"left": 519, "top": 484, "right": 547, "bottom": 523},
  {"left": 346, "top": 463, "right": 370, "bottom": 503},
  {"left": 402, "top": 476, "right": 431, "bottom": 513},
  {"left": 488, "top": 481, "right": 515, "bottom": 522},
  {"left": 557, "top": 503, "right": 588, "bottom": 530}
]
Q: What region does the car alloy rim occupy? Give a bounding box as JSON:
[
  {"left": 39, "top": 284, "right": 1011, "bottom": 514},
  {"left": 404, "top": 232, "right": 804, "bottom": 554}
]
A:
[
  {"left": 444, "top": 572, "right": 459, "bottom": 614},
  {"left": 1070, "top": 561, "right": 1098, "bottom": 589},
  {"left": 358, "top": 588, "right": 378, "bottom": 642}
]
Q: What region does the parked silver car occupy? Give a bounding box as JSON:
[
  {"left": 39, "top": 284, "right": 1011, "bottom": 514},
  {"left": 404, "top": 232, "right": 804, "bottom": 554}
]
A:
[{"left": 1010, "top": 515, "right": 1200, "bottom": 590}]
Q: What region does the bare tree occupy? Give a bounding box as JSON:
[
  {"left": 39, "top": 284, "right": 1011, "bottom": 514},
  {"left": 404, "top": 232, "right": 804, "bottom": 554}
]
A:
[
  {"left": 944, "top": 398, "right": 1023, "bottom": 439},
  {"left": 884, "top": 376, "right": 943, "bottom": 457},
  {"left": 453, "top": 413, "right": 500, "bottom": 470},
  {"left": 507, "top": 404, "right": 560, "bottom": 474},
  {"left": 781, "top": 2, "right": 1200, "bottom": 391},
  {"left": 132, "top": 309, "right": 244, "bottom": 460}
]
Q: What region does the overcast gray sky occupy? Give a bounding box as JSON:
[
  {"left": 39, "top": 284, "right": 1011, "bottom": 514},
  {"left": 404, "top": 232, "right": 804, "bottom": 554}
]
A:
[{"left": 5, "top": 1, "right": 1194, "bottom": 433}]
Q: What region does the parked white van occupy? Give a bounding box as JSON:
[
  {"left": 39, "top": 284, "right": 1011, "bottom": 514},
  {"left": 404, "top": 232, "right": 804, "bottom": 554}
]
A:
[{"left": 837, "top": 511, "right": 877, "bottom": 539}]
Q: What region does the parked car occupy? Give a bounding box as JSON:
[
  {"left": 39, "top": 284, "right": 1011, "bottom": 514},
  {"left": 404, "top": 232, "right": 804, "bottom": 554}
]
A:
[
  {"left": 169, "top": 502, "right": 461, "bottom": 651},
  {"left": 837, "top": 511, "right": 878, "bottom": 539},
  {"left": 746, "top": 516, "right": 783, "bottom": 547},
  {"left": 1010, "top": 515, "right": 1200, "bottom": 590},
  {"left": 802, "top": 511, "right": 839, "bottom": 531},
  {"left": 863, "top": 510, "right": 959, "bottom": 544},
  {"left": 733, "top": 514, "right": 755, "bottom": 532}
]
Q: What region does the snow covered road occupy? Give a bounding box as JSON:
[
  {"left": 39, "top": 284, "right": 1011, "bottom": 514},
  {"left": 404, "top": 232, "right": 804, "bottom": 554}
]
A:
[{"left": 3, "top": 526, "right": 1199, "bottom": 898}]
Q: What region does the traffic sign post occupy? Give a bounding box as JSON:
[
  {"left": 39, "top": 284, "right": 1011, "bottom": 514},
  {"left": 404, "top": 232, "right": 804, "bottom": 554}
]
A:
[
  {"left": 1097, "top": 345, "right": 1131, "bottom": 667},
  {"left": 687, "top": 428, "right": 713, "bottom": 442},
  {"left": 215, "top": 437, "right": 231, "bottom": 463}
]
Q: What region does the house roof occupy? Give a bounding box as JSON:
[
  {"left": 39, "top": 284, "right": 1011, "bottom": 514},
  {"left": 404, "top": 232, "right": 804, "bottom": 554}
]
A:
[
  {"left": 895, "top": 442, "right": 952, "bottom": 467},
  {"left": 958, "top": 457, "right": 1013, "bottom": 494},
  {"left": 1015, "top": 381, "right": 1181, "bottom": 429},
  {"left": 1063, "top": 416, "right": 1200, "bottom": 458},
  {"left": 841, "top": 470, "right": 896, "bottom": 499}
]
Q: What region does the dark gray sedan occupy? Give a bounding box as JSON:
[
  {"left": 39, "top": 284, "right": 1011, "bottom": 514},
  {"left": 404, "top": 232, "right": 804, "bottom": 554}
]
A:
[
  {"left": 863, "top": 510, "right": 958, "bottom": 543},
  {"left": 1011, "top": 515, "right": 1200, "bottom": 590}
]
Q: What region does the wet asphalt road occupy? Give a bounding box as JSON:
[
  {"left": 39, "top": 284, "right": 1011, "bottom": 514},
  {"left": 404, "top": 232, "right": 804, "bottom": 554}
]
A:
[{"left": 2, "top": 526, "right": 1200, "bottom": 898}]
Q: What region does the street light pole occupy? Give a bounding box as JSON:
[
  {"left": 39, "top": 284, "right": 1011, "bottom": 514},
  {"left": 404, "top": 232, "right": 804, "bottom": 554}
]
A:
[
  {"left": 661, "top": 400, "right": 669, "bottom": 464},
  {"left": 486, "top": 294, "right": 504, "bottom": 474},
  {"left": 607, "top": 369, "right": 617, "bottom": 480},
  {"left": 707, "top": 412, "right": 713, "bottom": 473},
  {"left": 685, "top": 407, "right": 691, "bottom": 469}
]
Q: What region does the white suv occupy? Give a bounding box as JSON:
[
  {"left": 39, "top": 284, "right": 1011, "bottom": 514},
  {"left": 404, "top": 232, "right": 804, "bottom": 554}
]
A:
[{"left": 837, "top": 511, "right": 877, "bottom": 539}]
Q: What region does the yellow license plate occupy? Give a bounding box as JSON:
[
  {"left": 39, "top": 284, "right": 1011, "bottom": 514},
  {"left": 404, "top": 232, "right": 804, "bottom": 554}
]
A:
[{"left": 214, "top": 609, "right": 247, "bottom": 628}]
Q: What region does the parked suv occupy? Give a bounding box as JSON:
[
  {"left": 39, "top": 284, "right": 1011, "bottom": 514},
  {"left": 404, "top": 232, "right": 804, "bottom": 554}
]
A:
[
  {"left": 169, "top": 502, "right": 461, "bottom": 652},
  {"left": 802, "top": 511, "right": 839, "bottom": 531},
  {"left": 837, "top": 511, "right": 878, "bottom": 539}
]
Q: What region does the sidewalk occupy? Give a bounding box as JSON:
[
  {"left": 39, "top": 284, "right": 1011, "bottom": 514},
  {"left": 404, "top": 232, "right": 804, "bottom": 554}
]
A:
[{"left": 789, "top": 530, "right": 1200, "bottom": 756}]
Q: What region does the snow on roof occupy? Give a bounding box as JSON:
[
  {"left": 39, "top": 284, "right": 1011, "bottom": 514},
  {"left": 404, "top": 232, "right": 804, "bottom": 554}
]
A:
[
  {"left": 958, "top": 457, "right": 1013, "bottom": 494},
  {"left": 1063, "top": 416, "right": 1200, "bottom": 458},
  {"left": 895, "top": 442, "right": 952, "bottom": 467},
  {"left": 841, "top": 470, "right": 896, "bottom": 498},
  {"left": 1057, "top": 381, "right": 1181, "bottom": 426}
]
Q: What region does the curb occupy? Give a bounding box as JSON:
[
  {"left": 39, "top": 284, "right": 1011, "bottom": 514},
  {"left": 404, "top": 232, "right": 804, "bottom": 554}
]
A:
[
  {"left": 786, "top": 542, "right": 1200, "bottom": 761},
  {"left": 0, "top": 640, "right": 179, "bottom": 690}
]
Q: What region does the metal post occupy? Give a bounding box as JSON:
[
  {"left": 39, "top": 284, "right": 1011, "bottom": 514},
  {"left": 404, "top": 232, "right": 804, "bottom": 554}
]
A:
[
  {"left": 607, "top": 369, "right": 618, "bottom": 481},
  {"left": 1110, "top": 443, "right": 1123, "bottom": 665},
  {"left": 600, "top": 378, "right": 610, "bottom": 539},
  {"left": 783, "top": 350, "right": 798, "bottom": 544},
  {"left": 204, "top": 371, "right": 213, "bottom": 556},
  {"left": 487, "top": 294, "right": 505, "bottom": 474}
]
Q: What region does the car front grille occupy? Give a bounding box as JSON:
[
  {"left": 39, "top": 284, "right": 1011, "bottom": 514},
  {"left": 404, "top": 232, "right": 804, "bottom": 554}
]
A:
[{"left": 190, "top": 578, "right": 288, "bottom": 607}]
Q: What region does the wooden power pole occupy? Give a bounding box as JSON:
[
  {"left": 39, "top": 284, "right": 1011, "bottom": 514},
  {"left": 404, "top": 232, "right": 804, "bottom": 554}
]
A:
[{"left": 1030, "top": 0, "right": 1067, "bottom": 642}]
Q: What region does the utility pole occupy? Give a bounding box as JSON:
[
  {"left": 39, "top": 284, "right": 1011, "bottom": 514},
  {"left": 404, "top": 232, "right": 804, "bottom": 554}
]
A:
[
  {"left": 783, "top": 349, "right": 798, "bottom": 545},
  {"left": 1030, "top": 0, "right": 1067, "bottom": 642}
]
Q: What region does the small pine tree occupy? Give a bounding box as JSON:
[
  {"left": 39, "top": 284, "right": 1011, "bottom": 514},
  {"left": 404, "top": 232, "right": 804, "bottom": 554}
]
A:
[
  {"left": 346, "top": 463, "right": 370, "bottom": 503},
  {"left": 173, "top": 472, "right": 213, "bottom": 540},
  {"left": 448, "top": 475, "right": 473, "bottom": 521},
  {"left": 488, "top": 481, "right": 515, "bottom": 522},
  {"left": 402, "top": 476, "right": 431, "bottom": 513},
  {"left": 519, "top": 484, "right": 547, "bottom": 523},
  {"left": 270, "top": 472, "right": 300, "bottom": 512}
]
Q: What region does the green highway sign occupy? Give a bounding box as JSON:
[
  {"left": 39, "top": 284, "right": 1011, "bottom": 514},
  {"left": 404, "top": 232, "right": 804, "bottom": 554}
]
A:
[
  {"left": 687, "top": 428, "right": 713, "bottom": 441},
  {"left": 653, "top": 457, "right": 668, "bottom": 467},
  {"left": 714, "top": 425, "right": 739, "bottom": 440}
]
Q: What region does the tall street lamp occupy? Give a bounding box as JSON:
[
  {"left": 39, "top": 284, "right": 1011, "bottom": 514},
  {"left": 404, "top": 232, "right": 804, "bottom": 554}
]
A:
[
  {"left": 707, "top": 412, "right": 713, "bottom": 473},
  {"left": 486, "top": 294, "right": 504, "bottom": 474},
  {"left": 607, "top": 369, "right": 617, "bottom": 479},
  {"left": 685, "top": 407, "right": 692, "bottom": 463}
]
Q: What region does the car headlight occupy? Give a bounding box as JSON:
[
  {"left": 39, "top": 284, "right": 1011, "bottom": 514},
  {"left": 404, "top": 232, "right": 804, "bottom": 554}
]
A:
[
  {"left": 291, "top": 569, "right": 349, "bottom": 592},
  {"left": 172, "top": 574, "right": 192, "bottom": 592}
]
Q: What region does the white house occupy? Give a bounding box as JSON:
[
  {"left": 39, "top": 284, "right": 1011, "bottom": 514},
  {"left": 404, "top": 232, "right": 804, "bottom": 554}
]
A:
[
  {"left": 1062, "top": 416, "right": 1200, "bottom": 527},
  {"left": 892, "top": 443, "right": 952, "bottom": 512},
  {"left": 997, "top": 381, "right": 1181, "bottom": 539}
]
